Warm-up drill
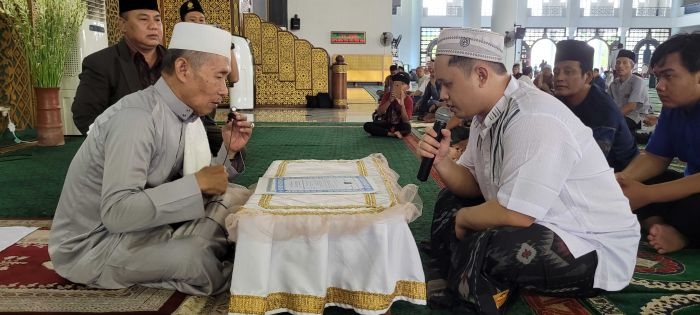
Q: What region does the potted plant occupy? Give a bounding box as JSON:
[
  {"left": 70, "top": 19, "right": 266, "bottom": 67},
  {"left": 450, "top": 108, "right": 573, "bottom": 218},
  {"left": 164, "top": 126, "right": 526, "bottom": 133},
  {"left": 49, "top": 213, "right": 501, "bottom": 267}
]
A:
[{"left": 1, "top": 0, "right": 85, "bottom": 146}]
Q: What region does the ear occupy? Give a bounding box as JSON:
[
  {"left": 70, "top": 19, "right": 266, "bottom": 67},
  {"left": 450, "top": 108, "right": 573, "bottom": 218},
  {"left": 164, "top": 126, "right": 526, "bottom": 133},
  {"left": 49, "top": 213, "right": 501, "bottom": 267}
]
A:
[
  {"left": 173, "top": 57, "right": 192, "bottom": 83},
  {"left": 118, "top": 16, "right": 126, "bottom": 34},
  {"left": 583, "top": 71, "right": 594, "bottom": 84},
  {"left": 474, "top": 64, "right": 488, "bottom": 87}
]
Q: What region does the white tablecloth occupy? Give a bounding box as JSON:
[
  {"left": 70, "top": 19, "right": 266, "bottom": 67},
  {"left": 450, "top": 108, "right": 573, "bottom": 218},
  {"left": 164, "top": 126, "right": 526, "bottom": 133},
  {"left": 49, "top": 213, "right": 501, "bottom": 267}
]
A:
[{"left": 226, "top": 154, "right": 426, "bottom": 315}]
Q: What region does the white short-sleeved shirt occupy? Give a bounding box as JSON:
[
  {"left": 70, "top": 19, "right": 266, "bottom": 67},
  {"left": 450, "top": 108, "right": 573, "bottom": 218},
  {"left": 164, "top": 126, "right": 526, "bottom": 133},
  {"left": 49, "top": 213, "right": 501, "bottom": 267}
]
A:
[
  {"left": 457, "top": 78, "right": 640, "bottom": 291},
  {"left": 609, "top": 75, "right": 647, "bottom": 124},
  {"left": 415, "top": 75, "right": 430, "bottom": 93}
]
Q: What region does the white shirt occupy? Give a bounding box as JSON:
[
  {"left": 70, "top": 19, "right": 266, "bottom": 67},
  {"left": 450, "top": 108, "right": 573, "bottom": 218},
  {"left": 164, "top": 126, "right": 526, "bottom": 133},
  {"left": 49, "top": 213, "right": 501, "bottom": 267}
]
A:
[
  {"left": 415, "top": 75, "right": 430, "bottom": 94},
  {"left": 457, "top": 78, "right": 640, "bottom": 291}
]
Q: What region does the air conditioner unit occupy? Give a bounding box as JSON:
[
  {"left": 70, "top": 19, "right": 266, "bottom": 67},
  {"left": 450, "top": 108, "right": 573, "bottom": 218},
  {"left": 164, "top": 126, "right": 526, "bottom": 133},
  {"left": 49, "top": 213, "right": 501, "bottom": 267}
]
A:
[
  {"left": 60, "top": 0, "right": 108, "bottom": 135},
  {"left": 230, "top": 35, "right": 255, "bottom": 110}
]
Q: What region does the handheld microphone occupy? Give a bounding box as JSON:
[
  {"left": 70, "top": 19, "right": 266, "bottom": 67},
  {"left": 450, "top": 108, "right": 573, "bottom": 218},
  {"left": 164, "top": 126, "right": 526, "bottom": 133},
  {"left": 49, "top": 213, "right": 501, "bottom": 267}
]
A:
[{"left": 417, "top": 106, "right": 452, "bottom": 182}]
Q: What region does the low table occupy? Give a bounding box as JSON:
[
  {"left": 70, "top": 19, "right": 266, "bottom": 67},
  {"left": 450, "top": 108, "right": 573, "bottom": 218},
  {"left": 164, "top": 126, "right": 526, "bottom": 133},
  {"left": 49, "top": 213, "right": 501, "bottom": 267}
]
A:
[{"left": 226, "top": 154, "right": 426, "bottom": 315}]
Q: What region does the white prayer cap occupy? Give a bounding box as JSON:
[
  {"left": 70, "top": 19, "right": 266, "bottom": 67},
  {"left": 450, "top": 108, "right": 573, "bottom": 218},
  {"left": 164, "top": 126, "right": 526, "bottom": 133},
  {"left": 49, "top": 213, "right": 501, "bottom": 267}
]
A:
[
  {"left": 169, "top": 22, "right": 231, "bottom": 60},
  {"left": 436, "top": 28, "right": 504, "bottom": 63}
]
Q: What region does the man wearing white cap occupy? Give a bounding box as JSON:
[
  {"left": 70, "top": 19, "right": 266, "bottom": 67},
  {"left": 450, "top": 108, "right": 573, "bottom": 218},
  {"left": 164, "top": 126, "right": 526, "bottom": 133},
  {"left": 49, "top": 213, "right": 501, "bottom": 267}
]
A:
[
  {"left": 49, "top": 22, "right": 253, "bottom": 296},
  {"left": 417, "top": 28, "right": 639, "bottom": 313}
]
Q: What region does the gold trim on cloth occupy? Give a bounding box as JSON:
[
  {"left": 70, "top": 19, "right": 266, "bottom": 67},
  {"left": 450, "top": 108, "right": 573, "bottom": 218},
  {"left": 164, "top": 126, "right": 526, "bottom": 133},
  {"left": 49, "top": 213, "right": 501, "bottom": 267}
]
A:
[
  {"left": 252, "top": 156, "right": 398, "bottom": 215},
  {"left": 229, "top": 280, "right": 426, "bottom": 314}
]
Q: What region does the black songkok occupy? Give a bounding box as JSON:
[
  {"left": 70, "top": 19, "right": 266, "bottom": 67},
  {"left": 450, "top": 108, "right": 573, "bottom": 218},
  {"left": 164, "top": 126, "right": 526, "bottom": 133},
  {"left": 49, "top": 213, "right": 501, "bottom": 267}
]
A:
[
  {"left": 180, "top": 0, "right": 205, "bottom": 21},
  {"left": 617, "top": 49, "right": 636, "bottom": 63},
  {"left": 119, "top": 0, "right": 158, "bottom": 14},
  {"left": 555, "top": 40, "right": 594, "bottom": 72},
  {"left": 391, "top": 72, "right": 411, "bottom": 85}
]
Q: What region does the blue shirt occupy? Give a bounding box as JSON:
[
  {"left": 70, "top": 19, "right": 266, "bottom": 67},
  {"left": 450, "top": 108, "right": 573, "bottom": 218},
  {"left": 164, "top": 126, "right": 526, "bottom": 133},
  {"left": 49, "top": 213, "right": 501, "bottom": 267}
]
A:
[
  {"left": 645, "top": 101, "right": 700, "bottom": 176},
  {"left": 567, "top": 85, "right": 639, "bottom": 171}
]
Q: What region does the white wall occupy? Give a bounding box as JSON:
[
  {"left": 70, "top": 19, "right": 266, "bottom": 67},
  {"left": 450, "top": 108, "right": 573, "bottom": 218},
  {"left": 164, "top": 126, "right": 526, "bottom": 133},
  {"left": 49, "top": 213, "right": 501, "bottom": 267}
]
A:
[
  {"left": 287, "top": 0, "right": 392, "bottom": 58},
  {"left": 392, "top": 0, "right": 422, "bottom": 69},
  {"left": 251, "top": 0, "right": 267, "bottom": 20}
]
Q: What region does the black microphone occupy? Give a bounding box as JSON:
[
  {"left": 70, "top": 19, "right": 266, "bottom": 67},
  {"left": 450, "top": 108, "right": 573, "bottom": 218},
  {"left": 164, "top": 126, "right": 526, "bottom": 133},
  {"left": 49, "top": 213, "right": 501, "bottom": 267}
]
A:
[{"left": 417, "top": 106, "right": 452, "bottom": 182}]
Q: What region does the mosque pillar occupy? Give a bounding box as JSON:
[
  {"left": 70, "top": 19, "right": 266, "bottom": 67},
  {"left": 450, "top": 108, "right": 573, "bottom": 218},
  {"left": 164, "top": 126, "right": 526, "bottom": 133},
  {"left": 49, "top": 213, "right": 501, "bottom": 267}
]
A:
[
  {"left": 331, "top": 55, "right": 348, "bottom": 109},
  {"left": 491, "top": 0, "right": 517, "bottom": 69},
  {"left": 462, "top": 0, "right": 482, "bottom": 28},
  {"left": 567, "top": 0, "right": 581, "bottom": 39}
]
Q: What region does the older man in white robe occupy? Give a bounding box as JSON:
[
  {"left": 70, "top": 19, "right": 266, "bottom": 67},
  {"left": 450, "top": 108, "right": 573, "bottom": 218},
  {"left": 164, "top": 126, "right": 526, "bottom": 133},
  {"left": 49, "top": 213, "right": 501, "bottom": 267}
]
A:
[{"left": 49, "top": 22, "right": 253, "bottom": 296}]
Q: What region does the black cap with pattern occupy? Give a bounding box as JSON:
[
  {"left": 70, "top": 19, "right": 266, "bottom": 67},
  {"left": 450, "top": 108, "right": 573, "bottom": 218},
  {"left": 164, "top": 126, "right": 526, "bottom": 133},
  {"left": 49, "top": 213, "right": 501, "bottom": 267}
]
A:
[
  {"left": 179, "top": 0, "right": 205, "bottom": 21},
  {"left": 391, "top": 72, "right": 411, "bottom": 85}
]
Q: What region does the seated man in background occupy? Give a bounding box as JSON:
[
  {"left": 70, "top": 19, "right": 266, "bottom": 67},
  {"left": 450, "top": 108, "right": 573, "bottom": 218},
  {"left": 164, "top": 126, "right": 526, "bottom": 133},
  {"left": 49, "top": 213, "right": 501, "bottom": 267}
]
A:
[
  {"left": 553, "top": 40, "right": 638, "bottom": 171},
  {"left": 592, "top": 68, "right": 606, "bottom": 90},
  {"left": 518, "top": 65, "right": 534, "bottom": 86},
  {"left": 364, "top": 72, "right": 413, "bottom": 139},
  {"left": 71, "top": 0, "right": 165, "bottom": 134},
  {"left": 617, "top": 32, "right": 700, "bottom": 255},
  {"left": 415, "top": 64, "right": 442, "bottom": 120},
  {"left": 419, "top": 28, "right": 639, "bottom": 314},
  {"left": 609, "top": 49, "right": 648, "bottom": 135},
  {"left": 533, "top": 64, "right": 554, "bottom": 94},
  {"left": 49, "top": 23, "right": 253, "bottom": 296},
  {"left": 410, "top": 65, "right": 430, "bottom": 105}
]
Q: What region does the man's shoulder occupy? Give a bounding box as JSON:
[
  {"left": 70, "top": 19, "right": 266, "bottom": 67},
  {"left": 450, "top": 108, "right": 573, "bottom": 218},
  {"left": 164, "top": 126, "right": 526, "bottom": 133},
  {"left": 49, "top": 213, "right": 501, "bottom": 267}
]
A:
[{"left": 84, "top": 42, "right": 124, "bottom": 63}]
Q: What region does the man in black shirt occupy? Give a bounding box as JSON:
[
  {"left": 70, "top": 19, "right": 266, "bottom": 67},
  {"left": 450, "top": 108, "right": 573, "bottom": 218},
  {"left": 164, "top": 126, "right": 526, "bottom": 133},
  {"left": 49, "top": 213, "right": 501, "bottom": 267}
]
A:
[{"left": 553, "top": 40, "right": 639, "bottom": 171}]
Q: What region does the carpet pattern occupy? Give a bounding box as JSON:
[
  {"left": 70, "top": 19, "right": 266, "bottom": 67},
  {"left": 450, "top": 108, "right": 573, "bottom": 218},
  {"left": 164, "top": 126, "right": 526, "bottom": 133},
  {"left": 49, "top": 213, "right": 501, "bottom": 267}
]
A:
[{"left": 0, "top": 220, "right": 228, "bottom": 314}]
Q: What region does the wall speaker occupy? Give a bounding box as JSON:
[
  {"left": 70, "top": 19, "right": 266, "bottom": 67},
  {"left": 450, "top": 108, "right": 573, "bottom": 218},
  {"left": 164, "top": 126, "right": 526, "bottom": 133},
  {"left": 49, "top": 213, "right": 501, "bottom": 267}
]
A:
[{"left": 290, "top": 14, "right": 300, "bottom": 30}]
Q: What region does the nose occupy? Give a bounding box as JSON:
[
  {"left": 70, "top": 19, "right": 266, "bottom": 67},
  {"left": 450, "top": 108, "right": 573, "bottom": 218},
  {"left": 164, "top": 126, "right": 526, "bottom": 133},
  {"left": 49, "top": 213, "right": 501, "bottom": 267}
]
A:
[
  {"left": 148, "top": 18, "right": 160, "bottom": 29},
  {"left": 218, "top": 80, "right": 228, "bottom": 97},
  {"left": 439, "top": 87, "right": 449, "bottom": 101},
  {"left": 655, "top": 79, "right": 664, "bottom": 91}
]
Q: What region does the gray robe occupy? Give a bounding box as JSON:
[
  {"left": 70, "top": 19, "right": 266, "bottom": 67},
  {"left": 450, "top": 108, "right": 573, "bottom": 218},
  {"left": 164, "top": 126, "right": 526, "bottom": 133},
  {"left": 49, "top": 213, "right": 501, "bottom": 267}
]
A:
[{"left": 49, "top": 78, "right": 245, "bottom": 295}]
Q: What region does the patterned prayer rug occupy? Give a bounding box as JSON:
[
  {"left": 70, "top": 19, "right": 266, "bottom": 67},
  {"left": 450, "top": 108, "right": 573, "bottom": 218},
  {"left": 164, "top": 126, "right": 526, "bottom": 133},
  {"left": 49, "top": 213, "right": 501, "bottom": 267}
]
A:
[{"left": 0, "top": 220, "right": 229, "bottom": 314}]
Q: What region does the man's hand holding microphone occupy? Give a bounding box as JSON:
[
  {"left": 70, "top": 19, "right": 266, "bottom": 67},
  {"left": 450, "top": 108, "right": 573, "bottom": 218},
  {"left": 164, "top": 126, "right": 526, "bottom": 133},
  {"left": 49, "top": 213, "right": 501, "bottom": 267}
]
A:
[{"left": 417, "top": 106, "right": 453, "bottom": 181}]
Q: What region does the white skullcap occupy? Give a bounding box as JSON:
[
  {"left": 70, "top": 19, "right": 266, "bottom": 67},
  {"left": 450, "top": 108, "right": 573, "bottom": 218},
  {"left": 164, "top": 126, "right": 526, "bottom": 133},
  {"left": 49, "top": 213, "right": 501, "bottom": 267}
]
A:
[
  {"left": 436, "top": 28, "right": 504, "bottom": 63},
  {"left": 169, "top": 22, "right": 231, "bottom": 60}
]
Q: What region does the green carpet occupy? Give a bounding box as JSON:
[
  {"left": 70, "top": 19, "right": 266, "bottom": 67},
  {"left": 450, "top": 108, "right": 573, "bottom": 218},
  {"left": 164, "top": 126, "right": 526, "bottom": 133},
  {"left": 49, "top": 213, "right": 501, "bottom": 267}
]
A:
[{"left": 0, "top": 136, "right": 83, "bottom": 218}]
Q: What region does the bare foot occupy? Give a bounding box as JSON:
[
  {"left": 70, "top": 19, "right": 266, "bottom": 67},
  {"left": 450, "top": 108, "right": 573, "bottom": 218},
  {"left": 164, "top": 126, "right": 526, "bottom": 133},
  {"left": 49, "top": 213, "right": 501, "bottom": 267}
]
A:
[
  {"left": 648, "top": 224, "right": 688, "bottom": 254},
  {"left": 393, "top": 131, "right": 403, "bottom": 139},
  {"left": 640, "top": 216, "right": 664, "bottom": 232}
]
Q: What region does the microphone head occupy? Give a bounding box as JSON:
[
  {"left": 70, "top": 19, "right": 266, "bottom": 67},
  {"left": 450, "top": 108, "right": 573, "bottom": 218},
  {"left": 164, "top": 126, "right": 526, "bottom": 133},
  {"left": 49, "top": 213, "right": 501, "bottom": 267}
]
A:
[{"left": 434, "top": 106, "right": 452, "bottom": 123}]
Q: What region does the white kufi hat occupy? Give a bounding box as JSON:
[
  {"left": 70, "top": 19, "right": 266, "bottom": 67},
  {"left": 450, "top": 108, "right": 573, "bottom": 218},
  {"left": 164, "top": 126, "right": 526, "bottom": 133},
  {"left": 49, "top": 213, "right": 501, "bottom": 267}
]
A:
[
  {"left": 169, "top": 22, "right": 231, "bottom": 60},
  {"left": 436, "top": 28, "right": 504, "bottom": 63}
]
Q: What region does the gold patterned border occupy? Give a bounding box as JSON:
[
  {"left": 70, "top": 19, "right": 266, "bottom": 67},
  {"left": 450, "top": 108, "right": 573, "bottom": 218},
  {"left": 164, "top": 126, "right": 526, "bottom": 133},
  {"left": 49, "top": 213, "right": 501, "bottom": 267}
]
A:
[
  {"left": 229, "top": 280, "right": 426, "bottom": 314},
  {"left": 278, "top": 32, "right": 296, "bottom": 82},
  {"left": 0, "top": 9, "right": 36, "bottom": 130},
  {"left": 253, "top": 156, "right": 398, "bottom": 215},
  {"left": 311, "top": 48, "right": 329, "bottom": 96},
  {"left": 261, "top": 23, "right": 279, "bottom": 73},
  {"left": 294, "top": 40, "right": 312, "bottom": 90},
  {"left": 243, "top": 13, "right": 261, "bottom": 65}
]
